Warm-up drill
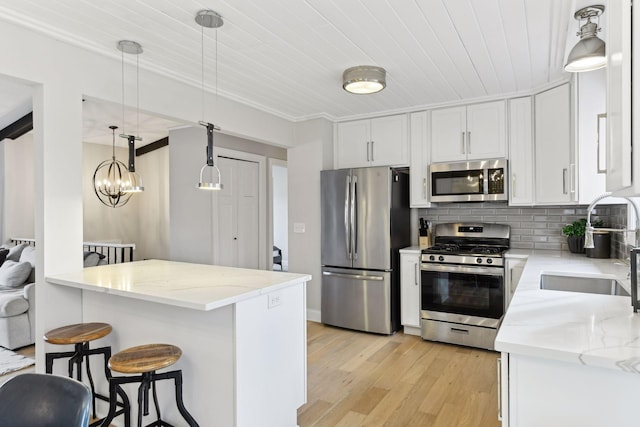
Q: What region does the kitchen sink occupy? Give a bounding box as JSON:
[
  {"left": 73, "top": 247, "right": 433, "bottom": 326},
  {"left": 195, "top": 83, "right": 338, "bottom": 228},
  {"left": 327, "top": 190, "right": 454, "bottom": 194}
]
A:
[{"left": 540, "top": 272, "right": 629, "bottom": 296}]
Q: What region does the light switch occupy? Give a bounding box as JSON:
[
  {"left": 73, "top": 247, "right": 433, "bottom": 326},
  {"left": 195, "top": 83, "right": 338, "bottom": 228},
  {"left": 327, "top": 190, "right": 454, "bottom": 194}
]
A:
[{"left": 293, "top": 222, "right": 305, "bottom": 233}]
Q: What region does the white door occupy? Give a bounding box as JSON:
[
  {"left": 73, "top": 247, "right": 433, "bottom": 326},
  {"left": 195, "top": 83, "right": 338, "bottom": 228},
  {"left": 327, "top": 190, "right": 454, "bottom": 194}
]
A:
[{"left": 216, "top": 156, "right": 260, "bottom": 268}]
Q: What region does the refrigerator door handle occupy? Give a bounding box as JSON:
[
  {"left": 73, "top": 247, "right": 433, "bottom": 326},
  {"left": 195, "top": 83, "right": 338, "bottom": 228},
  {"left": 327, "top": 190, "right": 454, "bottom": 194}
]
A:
[
  {"left": 351, "top": 175, "right": 358, "bottom": 260},
  {"left": 345, "top": 175, "right": 352, "bottom": 260},
  {"left": 322, "top": 271, "right": 384, "bottom": 281}
]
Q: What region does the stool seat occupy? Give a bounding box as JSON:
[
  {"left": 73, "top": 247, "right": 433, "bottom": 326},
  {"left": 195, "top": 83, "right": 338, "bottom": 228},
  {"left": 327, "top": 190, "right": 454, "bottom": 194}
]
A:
[
  {"left": 44, "top": 322, "right": 112, "bottom": 345},
  {"left": 109, "top": 344, "right": 182, "bottom": 374}
]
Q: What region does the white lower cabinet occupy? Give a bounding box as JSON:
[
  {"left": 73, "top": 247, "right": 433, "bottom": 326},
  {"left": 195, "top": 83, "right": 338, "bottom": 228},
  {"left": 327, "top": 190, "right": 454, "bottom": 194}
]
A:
[
  {"left": 501, "top": 353, "right": 640, "bottom": 427},
  {"left": 400, "top": 250, "right": 421, "bottom": 335}
]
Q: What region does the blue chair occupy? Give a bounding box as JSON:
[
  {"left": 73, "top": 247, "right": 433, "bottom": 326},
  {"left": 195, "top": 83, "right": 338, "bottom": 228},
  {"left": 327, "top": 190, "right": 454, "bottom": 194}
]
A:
[{"left": 0, "top": 373, "right": 92, "bottom": 427}]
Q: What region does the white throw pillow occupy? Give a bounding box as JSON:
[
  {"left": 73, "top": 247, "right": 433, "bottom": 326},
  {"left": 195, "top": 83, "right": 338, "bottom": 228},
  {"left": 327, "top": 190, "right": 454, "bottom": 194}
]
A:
[
  {"left": 18, "top": 246, "right": 36, "bottom": 283},
  {"left": 0, "top": 260, "right": 32, "bottom": 288},
  {"left": 6, "top": 243, "right": 27, "bottom": 262}
]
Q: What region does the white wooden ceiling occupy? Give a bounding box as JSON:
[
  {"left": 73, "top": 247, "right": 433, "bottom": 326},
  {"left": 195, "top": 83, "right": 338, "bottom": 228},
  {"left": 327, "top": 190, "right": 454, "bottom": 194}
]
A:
[{"left": 0, "top": 0, "right": 604, "bottom": 126}]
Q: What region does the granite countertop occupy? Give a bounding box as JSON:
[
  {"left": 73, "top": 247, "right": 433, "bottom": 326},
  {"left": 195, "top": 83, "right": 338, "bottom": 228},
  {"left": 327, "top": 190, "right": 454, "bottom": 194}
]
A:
[
  {"left": 496, "top": 250, "right": 640, "bottom": 374},
  {"left": 46, "top": 259, "right": 312, "bottom": 311}
]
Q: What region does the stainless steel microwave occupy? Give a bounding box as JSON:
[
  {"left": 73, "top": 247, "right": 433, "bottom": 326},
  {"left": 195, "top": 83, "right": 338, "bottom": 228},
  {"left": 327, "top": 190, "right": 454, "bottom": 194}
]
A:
[{"left": 429, "top": 159, "right": 507, "bottom": 202}]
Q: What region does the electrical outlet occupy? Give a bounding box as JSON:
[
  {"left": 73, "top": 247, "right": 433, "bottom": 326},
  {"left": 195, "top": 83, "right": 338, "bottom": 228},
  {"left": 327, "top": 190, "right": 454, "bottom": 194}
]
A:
[
  {"left": 268, "top": 292, "right": 282, "bottom": 309},
  {"left": 293, "top": 222, "right": 305, "bottom": 233}
]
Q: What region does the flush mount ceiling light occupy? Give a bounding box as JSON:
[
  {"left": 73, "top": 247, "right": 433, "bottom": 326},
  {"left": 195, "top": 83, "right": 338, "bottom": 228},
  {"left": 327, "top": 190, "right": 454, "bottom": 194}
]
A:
[
  {"left": 564, "top": 5, "right": 606, "bottom": 72},
  {"left": 117, "top": 40, "right": 144, "bottom": 194},
  {"left": 195, "top": 10, "right": 224, "bottom": 191},
  {"left": 342, "top": 65, "right": 386, "bottom": 94}
]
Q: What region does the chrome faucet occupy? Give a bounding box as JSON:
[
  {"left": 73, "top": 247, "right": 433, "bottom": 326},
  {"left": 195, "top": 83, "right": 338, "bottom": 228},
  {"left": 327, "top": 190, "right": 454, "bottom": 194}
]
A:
[
  {"left": 584, "top": 192, "right": 640, "bottom": 249},
  {"left": 585, "top": 193, "right": 640, "bottom": 313}
]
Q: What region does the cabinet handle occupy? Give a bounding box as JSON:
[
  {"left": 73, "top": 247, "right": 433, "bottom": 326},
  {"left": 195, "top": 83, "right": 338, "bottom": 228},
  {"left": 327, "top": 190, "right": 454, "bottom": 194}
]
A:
[
  {"left": 414, "top": 262, "right": 419, "bottom": 286},
  {"left": 371, "top": 140, "right": 375, "bottom": 162},
  {"left": 570, "top": 163, "right": 576, "bottom": 195},
  {"left": 467, "top": 131, "right": 471, "bottom": 154},
  {"left": 497, "top": 358, "right": 502, "bottom": 421},
  {"left": 510, "top": 268, "right": 514, "bottom": 293},
  {"left": 461, "top": 132, "right": 466, "bottom": 154},
  {"left": 562, "top": 168, "right": 568, "bottom": 194},
  {"left": 422, "top": 177, "right": 427, "bottom": 199},
  {"left": 512, "top": 174, "right": 516, "bottom": 198},
  {"left": 367, "top": 141, "right": 370, "bottom": 162}
]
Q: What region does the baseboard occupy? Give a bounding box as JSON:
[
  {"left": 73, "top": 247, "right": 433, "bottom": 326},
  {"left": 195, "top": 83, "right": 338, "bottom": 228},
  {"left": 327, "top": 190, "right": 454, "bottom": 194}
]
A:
[
  {"left": 306, "top": 308, "right": 321, "bottom": 323},
  {"left": 403, "top": 325, "right": 421, "bottom": 336}
]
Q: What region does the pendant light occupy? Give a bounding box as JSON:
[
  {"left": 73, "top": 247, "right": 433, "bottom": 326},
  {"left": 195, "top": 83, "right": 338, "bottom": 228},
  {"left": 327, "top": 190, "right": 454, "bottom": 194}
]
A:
[
  {"left": 196, "top": 9, "right": 224, "bottom": 191},
  {"left": 117, "top": 40, "right": 144, "bottom": 193},
  {"left": 93, "top": 126, "right": 132, "bottom": 208},
  {"left": 564, "top": 5, "right": 606, "bottom": 73},
  {"left": 343, "top": 66, "right": 386, "bottom": 94}
]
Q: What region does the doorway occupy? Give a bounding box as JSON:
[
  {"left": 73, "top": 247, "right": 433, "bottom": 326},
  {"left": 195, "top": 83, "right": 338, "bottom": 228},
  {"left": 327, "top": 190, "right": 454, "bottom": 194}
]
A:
[{"left": 270, "top": 159, "right": 288, "bottom": 271}]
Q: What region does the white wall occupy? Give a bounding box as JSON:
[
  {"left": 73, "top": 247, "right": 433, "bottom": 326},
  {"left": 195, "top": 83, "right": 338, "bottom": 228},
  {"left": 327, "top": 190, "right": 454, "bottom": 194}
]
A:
[
  {"left": 2, "top": 131, "right": 34, "bottom": 241},
  {"left": 272, "top": 164, "right": 288, "bottom": 268},
  {"left": 288, "top": 118, "right": 333, "bottom": 321}
]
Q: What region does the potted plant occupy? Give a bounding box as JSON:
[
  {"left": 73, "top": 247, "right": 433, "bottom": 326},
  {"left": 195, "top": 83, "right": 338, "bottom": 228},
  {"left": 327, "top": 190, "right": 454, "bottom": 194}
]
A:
[{"left": 562, "top": 218, "right": 603, "bottom": 254}]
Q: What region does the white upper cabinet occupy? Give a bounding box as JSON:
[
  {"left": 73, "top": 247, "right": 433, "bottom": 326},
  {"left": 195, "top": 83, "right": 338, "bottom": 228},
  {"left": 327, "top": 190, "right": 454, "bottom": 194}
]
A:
[
  {"left": 606, "top": 0, "right": 635, "bottom": 195},
  {"left": 335, "top": 114, "right": 408, "bottom": 169},
  {"left": 576, "top": 69, "right": 607, "bottom": 204},
  {"left": 431, "top": 101, "right": 506, "bottom": 163},
  {"left": 534, "top": 83, "right": 575, "bottom": 205},
  {"left": 508, "top": 97, "right": 534, "bottom": 206},
  {"left": 409, "top": 111, "right": 431, "bottom": 207}
]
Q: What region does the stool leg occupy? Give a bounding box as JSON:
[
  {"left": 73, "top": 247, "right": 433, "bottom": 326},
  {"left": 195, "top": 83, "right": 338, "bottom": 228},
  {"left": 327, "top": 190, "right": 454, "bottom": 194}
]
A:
[
  {"left": 45, "top": 353, "right": 54, "bottom": 374},
  {"left": 83, "top": 343, "right": 98, "bottom": 419},
  {"left": 172, "top": 371, "right": 199, "bottom": 427},
  {"left": 136, "top": 380, "right": 145, "bottom": 427},
  {"left": 151, "top": 375, "right": 162, "bottom": 424},
  {"left": 100, "top": 379, "right": 120, "bottom": 427}
]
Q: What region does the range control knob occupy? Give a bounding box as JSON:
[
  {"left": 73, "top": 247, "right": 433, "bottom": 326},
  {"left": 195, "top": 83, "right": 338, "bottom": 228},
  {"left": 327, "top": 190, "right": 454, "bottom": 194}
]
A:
[
  {"left": 438, "top": 256, "right": 445, "bottom": 262},
  {"left": 486, "top": 258, "right": 493, "bottom": 264},
  {"left": 429, "top": 255, "right": 435, "bottom": 261},
  {"left": 476, "top": 258, "right": 483, "bottom": 264}
]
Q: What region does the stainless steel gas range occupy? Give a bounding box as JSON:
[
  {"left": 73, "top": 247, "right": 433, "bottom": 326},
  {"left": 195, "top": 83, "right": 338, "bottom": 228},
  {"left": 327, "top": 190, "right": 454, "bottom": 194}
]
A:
[{"left": 420, "top": 223, "right": 510, "bottom": 351}]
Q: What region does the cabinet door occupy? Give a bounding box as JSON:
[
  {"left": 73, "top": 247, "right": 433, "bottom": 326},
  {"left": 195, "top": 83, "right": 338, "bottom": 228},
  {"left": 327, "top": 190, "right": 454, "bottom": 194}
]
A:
[
  {"left": 336, "top": 120, "right": 370, "bottom": 169},
  {"left": 466, "top": 101, "right": 506, "bottom": 160},
  {"left": 431, "top": 106, "right": 467, "bottom": 162},
  {"left": 534, "top": 84, "right": 575, "bottom": 204},
  {"left": 508, "top": 97, "right": 534, "bottom": 205},
  {"left": 409, "top": 111, "right": 430, "bottom": 207},
  {"left": 606, "top": 0, "right": 633, "bottom": 193},
  {"left": 370, "top": 114, "right": 408, "bottom": 166},
  {"left": 400, "top": 252, "right": 421, "bottom": 329}
]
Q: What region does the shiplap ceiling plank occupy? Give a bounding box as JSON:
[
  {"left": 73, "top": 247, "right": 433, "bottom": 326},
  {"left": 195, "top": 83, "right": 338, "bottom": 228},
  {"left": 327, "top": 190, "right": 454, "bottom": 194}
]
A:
[{"left": 0, "top": 0, "right": 582, "bottom": 124}]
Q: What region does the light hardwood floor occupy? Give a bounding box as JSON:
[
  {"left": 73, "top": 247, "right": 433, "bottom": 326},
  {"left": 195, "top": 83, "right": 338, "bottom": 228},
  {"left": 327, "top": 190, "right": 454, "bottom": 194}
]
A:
[{"left": 298, "top": 322, "right": 501, "bottom": 427}]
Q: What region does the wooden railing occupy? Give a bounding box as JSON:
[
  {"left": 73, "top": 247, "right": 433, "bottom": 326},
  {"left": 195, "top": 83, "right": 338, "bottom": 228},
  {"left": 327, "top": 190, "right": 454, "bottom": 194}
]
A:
[{"left": 10, "top": 238, "right": 135, "bottom": 264}]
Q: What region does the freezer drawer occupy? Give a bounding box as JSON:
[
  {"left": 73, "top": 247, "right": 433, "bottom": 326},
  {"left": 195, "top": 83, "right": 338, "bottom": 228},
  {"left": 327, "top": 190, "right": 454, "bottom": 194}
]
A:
[{"left": 321, "top": 267, "right": 392, "bottom": 334}]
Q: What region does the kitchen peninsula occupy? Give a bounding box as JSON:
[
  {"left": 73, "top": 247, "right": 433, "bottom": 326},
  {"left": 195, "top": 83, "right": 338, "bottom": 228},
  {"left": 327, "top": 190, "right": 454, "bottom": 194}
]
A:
[{"left": 47, "top": 259, "right": 311, "bottom": 427}]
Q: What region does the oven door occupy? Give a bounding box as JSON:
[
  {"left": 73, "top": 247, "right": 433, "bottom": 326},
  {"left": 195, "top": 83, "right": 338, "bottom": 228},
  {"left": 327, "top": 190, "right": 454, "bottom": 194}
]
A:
[{"left": 420, "top": 263, "right": 504, "bottom": 326}]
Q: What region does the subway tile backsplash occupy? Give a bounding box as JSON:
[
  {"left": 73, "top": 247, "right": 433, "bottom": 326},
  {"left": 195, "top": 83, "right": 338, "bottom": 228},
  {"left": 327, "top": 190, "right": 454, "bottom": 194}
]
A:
[{"left": 418, "top": 202, "right": 622, "bottom": 254}]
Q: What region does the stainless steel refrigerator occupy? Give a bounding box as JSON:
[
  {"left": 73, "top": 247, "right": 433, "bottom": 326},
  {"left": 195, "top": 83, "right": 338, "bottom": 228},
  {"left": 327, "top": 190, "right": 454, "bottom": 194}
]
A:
[{"left": 321, "top": 166, "right": 410, "bottom": 334}]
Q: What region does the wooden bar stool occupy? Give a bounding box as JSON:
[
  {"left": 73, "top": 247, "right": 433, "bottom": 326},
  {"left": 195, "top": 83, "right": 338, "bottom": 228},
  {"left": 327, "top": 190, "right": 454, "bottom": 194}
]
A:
[
  {"left": 101, "top": 343, "right": 199, "bottom": 427},
  {"left": 44, "top": 322, "right": 129, "bottom": 427}
]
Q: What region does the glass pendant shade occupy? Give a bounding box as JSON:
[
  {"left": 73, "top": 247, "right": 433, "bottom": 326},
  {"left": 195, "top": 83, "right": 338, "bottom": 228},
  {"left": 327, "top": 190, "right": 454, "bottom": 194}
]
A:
[
  {"left": 93, "top": 126, "right": 132, "bottom": 208},
  {"left": 198, "top": 164, "right": 223, "bottom": 190}
]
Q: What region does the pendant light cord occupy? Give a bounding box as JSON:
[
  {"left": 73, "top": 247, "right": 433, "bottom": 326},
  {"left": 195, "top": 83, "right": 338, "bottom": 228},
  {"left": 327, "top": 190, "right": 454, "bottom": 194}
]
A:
[
  {"left": 201, "top": 22, "right": 205, "bottom": 122},
  {"left": 121, "top": 47, "right": 125, "bottom": 136},
  {"left": 136, "top": 52, "right": 140, "bottom": 138}
]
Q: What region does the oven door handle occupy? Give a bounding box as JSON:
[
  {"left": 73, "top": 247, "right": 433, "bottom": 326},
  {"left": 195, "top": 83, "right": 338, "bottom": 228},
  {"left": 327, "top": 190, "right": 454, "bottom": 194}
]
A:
[{"left": 420, "top": 263, "right": 504, "bottom": 276}]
